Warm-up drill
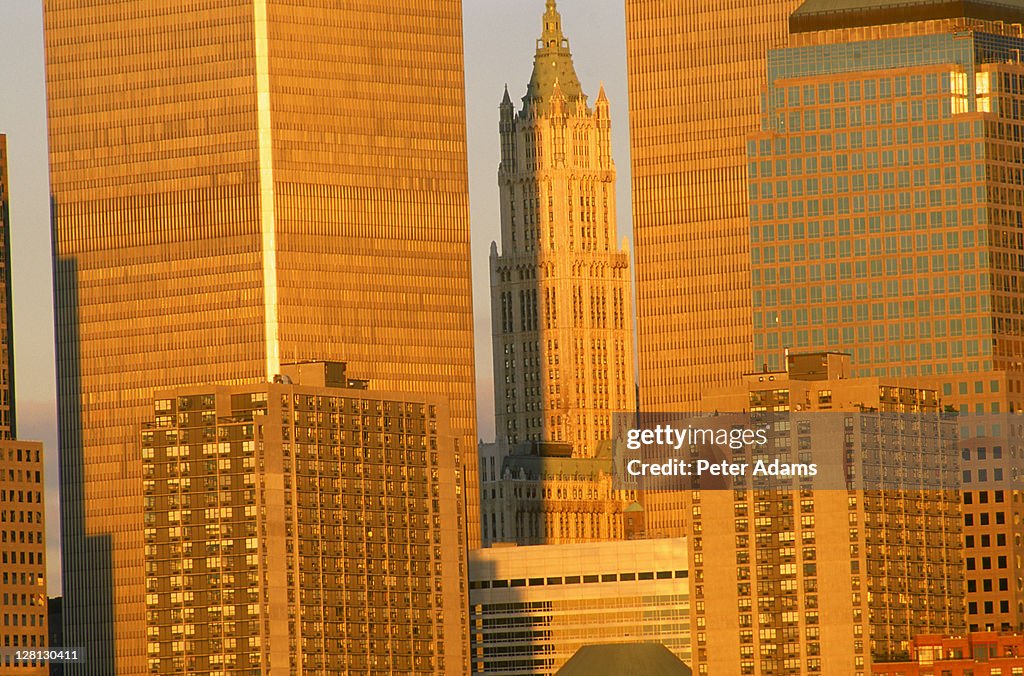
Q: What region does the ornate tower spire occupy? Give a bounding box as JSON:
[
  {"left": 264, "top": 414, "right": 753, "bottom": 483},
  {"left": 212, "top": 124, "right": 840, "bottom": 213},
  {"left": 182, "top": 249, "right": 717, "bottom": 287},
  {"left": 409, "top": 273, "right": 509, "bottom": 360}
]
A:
[
  {"left": 595, "top": 82, "right": 612, "bottom": 169},
  {"left": 490, "top": 0, "right": 633, "bottom": 457},
  {"left": 522, "top": 0, "right": 584, "bottom": 115},
  {"left": 499, "top": 84, "right": 517, "bottom": 171},
  {"left": 542, "top": 0, "right": 564, "bottom": 44}
]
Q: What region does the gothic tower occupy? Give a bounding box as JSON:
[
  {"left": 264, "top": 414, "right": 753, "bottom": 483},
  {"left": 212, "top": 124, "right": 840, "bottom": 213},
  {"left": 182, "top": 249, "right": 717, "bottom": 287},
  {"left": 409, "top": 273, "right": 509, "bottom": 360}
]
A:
[{"left": 490, "top": 0, "right": 634, "bottom": 456}]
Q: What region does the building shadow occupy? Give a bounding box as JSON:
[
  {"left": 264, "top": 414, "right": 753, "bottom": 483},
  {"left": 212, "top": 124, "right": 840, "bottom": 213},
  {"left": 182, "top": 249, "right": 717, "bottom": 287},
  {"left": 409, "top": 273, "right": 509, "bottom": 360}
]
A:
[{"left": 53, "top": 208, "right": 115, "bottom": 675}]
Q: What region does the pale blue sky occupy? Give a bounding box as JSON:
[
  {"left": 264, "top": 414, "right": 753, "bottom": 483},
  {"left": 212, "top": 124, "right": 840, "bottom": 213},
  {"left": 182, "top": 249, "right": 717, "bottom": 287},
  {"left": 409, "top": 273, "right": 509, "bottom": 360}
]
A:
[{"left": 0, "top": 0, "right": 631, "bottom": 591}]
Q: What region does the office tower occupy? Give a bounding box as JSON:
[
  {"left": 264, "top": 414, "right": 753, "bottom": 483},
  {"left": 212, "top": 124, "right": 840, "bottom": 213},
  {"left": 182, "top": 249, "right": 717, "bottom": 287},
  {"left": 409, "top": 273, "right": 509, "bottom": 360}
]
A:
[
  {"left": 0, "top": 441, "right": 49, "bottom": 675},
  {"left": 141, "top": 363, "right": 466, "bottom": 675},
  {"left": 43, "top": 3, "right": 477, "bottom": 672},
  {"left": 481, "top": 0, "right": 637, "bottom": 548},
  {"left": 490, "top": 0, "right": 634, "bottom": 454},
  {"left": 746, "top": 0, "right": 1024, "bottom": 634},
  {"left": 0, "top": 135, "right": 15, "bottom": 438},
  {"left": 871, "top": 631, "right": 1024, "bottom": 675},
  {"left": 624, "top": 0, "right": 802, "bottom": 412},
  {"left": 690, "top": 353, "right": 964, "bottom": 676},
  {"left": 468, "top": 538, "right": 691, "bottom": 674},
  {"left": 480, "top": 440, "right": 637, "bottom": 546}
]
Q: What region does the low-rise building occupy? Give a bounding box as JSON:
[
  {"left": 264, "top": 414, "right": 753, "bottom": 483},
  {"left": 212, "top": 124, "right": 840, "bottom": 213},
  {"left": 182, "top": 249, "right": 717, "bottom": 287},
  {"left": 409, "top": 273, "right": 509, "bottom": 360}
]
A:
[
  {"left": 480, "top": 440, "right": 636, "bottom": 546},
  {"left": 469, "top": 538, "right": 690, "bottom": 674},
  {"left": 872, "top": 632, "right": 1024, "bottom": 675}
]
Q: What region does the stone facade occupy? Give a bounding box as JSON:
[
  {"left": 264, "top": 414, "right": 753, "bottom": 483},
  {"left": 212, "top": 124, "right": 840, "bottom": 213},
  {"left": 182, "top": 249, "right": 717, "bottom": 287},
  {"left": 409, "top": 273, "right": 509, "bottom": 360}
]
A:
[{"left": 490, "top": 0, "right": 634, "bottom": 456}]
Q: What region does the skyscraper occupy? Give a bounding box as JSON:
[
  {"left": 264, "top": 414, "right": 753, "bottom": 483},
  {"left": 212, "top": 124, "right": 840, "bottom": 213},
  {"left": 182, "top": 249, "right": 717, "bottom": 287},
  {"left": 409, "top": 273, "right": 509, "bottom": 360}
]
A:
[
  {"left": 141, "top": 363, "right": 467, "bottom": 674},
  {"left": 746, "top": 0, "right": 1024, "bottom": 633},
  {"left": 694, "top": 353, "right": 964, "bottom": 676},
  {"left": 481, "top": 1, "right": 637, "bottom": 549},
  {"left": 490, "top": 0, "right": 634, "bottom": 454},
  {"left": 0, "top": 135, "right": 15, "bottom": 438},
  {"left": 43, "top": 3, "right": 476, "bottom": 673},
  {"left": 624, "top": 0, "right": 802, "bottom": 412}
]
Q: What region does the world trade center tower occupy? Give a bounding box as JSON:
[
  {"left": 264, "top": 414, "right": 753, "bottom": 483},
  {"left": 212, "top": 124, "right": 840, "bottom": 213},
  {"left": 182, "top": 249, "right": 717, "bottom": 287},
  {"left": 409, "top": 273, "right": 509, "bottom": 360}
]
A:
[
  {"left": 625, "top": 0, "right": 801, "bottom": 411},
  {"left": 43, "top": 2, "right": 477, "bottom": 673}
]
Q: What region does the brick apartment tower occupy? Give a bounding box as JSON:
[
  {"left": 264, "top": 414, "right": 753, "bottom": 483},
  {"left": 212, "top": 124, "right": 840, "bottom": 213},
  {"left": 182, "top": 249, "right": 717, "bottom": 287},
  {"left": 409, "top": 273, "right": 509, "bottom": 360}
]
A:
[
  {"left": 42, "top": 4, "right": 477, "bottom": 674},
  {"left": 0, "top": 440, "right": 48, "bottom": 675},
  {"left": 140, "top": 363, "right": 466, "bottom": 674},
  {"left": 694, "top": 353, "right": 965, "bottom": 676}
]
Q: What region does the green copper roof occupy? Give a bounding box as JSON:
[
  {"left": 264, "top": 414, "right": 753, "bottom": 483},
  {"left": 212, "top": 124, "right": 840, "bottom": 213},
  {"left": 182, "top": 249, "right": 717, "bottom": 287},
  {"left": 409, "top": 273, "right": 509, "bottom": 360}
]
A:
[
  {"left": 555, "top": 643, "right": 692, "bottom": 676},
  {"left": 791, "top": 0, "right": 1024, "bottom": 32},
  {"left": 521, "top": 0, "right": 585, "bottom": 115}
]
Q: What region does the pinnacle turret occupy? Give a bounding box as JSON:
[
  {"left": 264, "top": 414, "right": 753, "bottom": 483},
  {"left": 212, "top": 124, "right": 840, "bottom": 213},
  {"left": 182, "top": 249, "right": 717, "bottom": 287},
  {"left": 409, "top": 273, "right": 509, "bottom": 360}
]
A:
[{"left": 551, "top": 78, "right": 566, "bottom": 100}]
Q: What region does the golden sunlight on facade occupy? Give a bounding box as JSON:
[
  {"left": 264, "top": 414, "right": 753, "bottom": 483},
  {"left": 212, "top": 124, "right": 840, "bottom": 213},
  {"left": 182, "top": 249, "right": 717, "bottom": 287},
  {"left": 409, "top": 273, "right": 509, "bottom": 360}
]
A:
[
  {"left": 469, "top": 538, "right": 690, "bottom": 675},
  {"left": 624, "top": 0, "right": 802, "bottom": 412},
  {"left": 693, "top": 353, "right": 964, "bottom": 676},
  {"left": 747, "top": 0, "right": 1024, "bottom": 636},
  {"left": 43, "top": 2, "right": 476, "bottom": 673},
  {"left": 140, "top": 363, "right": 466, "bottom": 675},
  {"left": 482, "top": 0, "right": 638, "bottom": 549},
  {"left": 490, "top": 0, "right": 635, "bottom": 455},
  {"left": 0, "top": 441, "right": 48, "bottom": 675}
]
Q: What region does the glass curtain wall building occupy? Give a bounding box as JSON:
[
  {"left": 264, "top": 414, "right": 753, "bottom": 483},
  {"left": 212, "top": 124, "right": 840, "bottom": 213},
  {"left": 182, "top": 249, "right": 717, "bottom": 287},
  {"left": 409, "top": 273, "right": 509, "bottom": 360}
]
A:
[{"left": 747, "top": 0, "right": 1024, "bottom": 637}]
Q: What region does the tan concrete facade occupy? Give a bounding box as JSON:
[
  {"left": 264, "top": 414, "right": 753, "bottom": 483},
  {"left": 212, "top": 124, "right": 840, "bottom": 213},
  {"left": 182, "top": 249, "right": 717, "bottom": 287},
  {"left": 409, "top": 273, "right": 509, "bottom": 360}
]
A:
[
  {"left": 141, "top": 364, "right": 466, "bottom": 675},
  {"left": 490, "top": 1, "right": 634, "bottom": 455},
  {"left": 0, "top": 440, "right": 48, "bottom": 675},
  {"left": 691, "top": 354, "right": 964, "bottom": 676},
  {"left": 42, "top": 2, "right": 477, "bottom": 672}
]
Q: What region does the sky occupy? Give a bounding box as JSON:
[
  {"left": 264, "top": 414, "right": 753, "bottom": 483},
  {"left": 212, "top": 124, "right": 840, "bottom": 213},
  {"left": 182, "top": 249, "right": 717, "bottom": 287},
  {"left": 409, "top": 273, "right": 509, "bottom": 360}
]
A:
[{"left": 0, "top": 0, "right": 631, "bottom": 593}]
